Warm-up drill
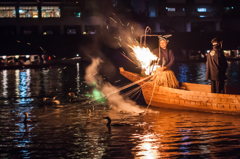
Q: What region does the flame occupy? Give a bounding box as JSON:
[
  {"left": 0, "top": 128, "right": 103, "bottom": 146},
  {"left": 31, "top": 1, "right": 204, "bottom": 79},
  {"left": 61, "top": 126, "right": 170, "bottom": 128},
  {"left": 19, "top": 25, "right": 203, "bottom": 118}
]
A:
[{"left": 130, "top": 45, "right": 158, "bottom": 75}]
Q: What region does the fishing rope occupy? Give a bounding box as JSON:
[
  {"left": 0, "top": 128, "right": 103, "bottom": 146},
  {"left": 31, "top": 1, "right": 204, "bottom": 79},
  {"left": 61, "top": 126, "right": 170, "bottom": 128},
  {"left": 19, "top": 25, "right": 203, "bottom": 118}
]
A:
[
  {"left": 122, "top": 86, "right": 141, "bottom": 97},
  {"left": 39, "top": 73, "right": 157, "bottom": 119},
  {"left": 144, "top": 80, "right": 157, "bottom": 115},
  {"left": 104, "top": 75, "right": 153, "bottom": 98},
  {"left": 133, "top": 89, "right": 142, "bottom": 101}
]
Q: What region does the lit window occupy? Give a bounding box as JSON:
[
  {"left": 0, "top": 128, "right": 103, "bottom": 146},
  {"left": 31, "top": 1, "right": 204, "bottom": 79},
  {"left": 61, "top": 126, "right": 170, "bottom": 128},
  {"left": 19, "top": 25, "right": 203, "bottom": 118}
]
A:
[
  {"left": 41, "top": 6, "right": 60, "bottom": 18},
  {"left": 0, "top": 6, "right": 16, "bottom": 18},
  {"left": 63, "top": 7, "right": 81, "bottom": 18},
  {"left": 113, "top": 2, "right": 117, "bottom": 7},
  {"left": 149, "top": 6, "right": 156, "bottom": 17},
  {"left": 67, "top": 29, "right": 76, "bottom": 34},
  {"left": 197, "top": 8, "right": 206, "bottom": 12},
  {"left": 19, "top": 6, "right": 38, "bottom": 18},
  {"left": 168, "top": 8, "right": 176, "bottom": 12},
  {"left": 23, "top": 30, "right": 32, "bottom": 34},
  {"left": 225, "top": 7, "right": 230, "bottom": 11}
]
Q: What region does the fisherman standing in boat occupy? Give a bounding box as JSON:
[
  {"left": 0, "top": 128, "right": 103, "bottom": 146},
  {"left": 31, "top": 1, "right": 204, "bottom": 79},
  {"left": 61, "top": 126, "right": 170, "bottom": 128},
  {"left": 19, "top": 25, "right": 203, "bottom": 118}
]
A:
[
  {"left": 206, "top": 38, "right": 228, "bottom": 93},
  {"left": 152, "top": 37, "right": 175, "bottom": 71},
  {"left": 151, "top": 36, "right": 178, "bottom": 89}
]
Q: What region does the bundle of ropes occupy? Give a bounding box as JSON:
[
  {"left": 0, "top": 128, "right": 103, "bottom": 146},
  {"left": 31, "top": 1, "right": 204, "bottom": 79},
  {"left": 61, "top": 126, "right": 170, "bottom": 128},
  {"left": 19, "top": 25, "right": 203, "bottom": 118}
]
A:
[{"left": 151, "top": 67, "right": 179, "bottom": 89}]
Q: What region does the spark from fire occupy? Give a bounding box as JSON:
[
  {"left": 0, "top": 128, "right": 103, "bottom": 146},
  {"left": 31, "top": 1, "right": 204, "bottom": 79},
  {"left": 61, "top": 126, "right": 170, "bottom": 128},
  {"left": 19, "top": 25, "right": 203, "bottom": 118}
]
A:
[
  {"left": 111, "top": 14, "right": 158, "bottom": 75},
  {"left": 118, "top": 42, "right": 122, "bottom": 47},
  {"left": 109, "top": 17, "right": 117, "bottom": 23},
  {"left": 119, "top": 18, "right": 125, "bottom": 26},
  {"left": 131, "top": 26, "right": 134, "bottom": 34}
]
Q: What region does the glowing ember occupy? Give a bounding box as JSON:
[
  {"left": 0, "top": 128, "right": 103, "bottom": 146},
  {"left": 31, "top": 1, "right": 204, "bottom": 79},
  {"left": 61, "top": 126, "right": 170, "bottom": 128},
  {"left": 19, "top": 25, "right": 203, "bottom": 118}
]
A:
[{"left": 130, "top": 45, "right": 158, "bottom": 75}]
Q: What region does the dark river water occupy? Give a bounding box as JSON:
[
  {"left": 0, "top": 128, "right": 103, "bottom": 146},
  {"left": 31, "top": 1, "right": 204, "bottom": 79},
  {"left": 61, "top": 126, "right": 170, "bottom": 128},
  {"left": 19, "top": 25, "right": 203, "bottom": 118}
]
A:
[{"left": 0, "top": 61, "right": 240, "bottom": 159}]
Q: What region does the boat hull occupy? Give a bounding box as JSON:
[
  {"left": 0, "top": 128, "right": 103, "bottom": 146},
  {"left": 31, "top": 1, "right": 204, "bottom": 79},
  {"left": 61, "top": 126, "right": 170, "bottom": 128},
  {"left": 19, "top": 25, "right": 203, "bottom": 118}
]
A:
[{"left": 119, "top": 67, "right": 240, "bottom": 115}]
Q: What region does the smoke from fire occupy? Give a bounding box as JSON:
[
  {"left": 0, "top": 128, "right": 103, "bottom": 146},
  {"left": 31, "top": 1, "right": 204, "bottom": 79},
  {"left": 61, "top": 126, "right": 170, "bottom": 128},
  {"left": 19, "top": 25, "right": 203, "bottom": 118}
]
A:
[{"left": 84, "top": 57, "right": 144, "bottom": 113}]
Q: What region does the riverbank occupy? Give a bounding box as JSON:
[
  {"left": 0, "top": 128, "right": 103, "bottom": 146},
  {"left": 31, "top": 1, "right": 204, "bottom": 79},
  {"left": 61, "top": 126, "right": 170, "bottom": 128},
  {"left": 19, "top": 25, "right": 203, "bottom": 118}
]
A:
[{"left": 1, "top": 33, "right": 240, "bottom": 65}]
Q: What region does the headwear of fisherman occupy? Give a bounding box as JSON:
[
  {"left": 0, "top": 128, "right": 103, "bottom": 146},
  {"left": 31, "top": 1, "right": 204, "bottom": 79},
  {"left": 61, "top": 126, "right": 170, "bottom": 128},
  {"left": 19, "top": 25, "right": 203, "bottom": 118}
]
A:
[
  {"left": 211, "top": 37, "right": 223, "bottom": 46},
  {"left": 158, "top": 34, "right": 172, "bottom": 43}
]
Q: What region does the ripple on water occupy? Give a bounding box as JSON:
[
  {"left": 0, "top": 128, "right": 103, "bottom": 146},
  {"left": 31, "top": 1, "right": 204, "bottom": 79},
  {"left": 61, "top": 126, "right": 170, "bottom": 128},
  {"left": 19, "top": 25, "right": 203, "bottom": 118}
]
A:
[{"left": 0, "top": 64, "right": 240, "bottom": 158}]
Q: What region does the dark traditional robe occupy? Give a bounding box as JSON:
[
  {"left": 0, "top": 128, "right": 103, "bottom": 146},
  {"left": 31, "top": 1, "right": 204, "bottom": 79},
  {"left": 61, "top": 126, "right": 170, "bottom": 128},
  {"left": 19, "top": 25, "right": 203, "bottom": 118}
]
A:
[
  {"left": 152, "top": 48, "right": 175, "bottom": 69},
  {"left": 206, "top": 48, "right": 228, "bottom": 81}
]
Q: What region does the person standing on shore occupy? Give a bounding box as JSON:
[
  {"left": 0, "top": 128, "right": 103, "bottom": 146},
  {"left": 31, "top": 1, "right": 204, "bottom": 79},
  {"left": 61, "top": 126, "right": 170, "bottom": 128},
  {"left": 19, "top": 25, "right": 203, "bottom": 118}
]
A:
[
  {"left": 42, "top": 51, "right": 48, "bottom": 64},
  {"left": 206, "top": 38, "right": 228, "bottom": 93}
]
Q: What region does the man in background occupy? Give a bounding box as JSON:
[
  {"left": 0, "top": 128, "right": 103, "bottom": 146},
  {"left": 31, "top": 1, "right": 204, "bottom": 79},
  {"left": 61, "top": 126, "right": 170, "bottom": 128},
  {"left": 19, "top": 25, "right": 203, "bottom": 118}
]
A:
[{"left": 206, "top": 38, "right": 228, "bottom": 93}]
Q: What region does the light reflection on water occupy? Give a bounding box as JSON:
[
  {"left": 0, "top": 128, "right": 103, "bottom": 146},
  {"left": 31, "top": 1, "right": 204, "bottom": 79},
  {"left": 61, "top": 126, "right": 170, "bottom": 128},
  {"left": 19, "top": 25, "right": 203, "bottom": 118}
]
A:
[
  {"left": 0, "top": 61, "right": 240, "bottom": 158},
  {"left": 172, "top": 61, "right": 240, "bottom": 86},
  {"left": 134, "top": 133, "right": 160, "bottom": 159}
]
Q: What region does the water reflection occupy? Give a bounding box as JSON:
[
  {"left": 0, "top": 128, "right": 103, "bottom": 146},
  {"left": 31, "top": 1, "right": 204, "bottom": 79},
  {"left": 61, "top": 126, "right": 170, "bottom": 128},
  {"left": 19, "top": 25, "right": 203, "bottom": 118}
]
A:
[
  {"left": 76, "top": 63, "right": 80, "bottom": 93},
  {"left": 177, "top": 63, "right": 189, "bottom": 82},
  {"left": 17, "top": 69, "right": 33, "bottom": 104},
  {"left": 172, "top": 61, "right": 240, "bottom": 86},
  {"left": 134, "top": 133, "right": 160, "bottom": 159},
  {"left": 42, "top": 69, "right": 49, "bottom": 94},
  {"left": 0, "top": 62, "right": 240, "bottom": 158},
  {"left": 15, "top": 69, "right": 20, "bottom": 96},
  {"left": 2, "top": 70, "right": 8, "bottom": 98},
  {"left": 226, "top": 61, "right": 240, "bottom": 86}
]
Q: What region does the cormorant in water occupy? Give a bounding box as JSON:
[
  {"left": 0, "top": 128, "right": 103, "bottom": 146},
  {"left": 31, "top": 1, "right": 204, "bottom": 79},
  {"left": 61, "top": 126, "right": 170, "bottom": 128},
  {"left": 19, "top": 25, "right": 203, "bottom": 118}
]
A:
[
  {"left": 68, "top": 92, "right": 87, "bottom": 102},
  {"left": 23, "top": 112, "right": 38, "bottom": 123},
  {"left": 103, "top": 117, "right": 131, "bottom": 126},
  {"left": 43, "top": 96, "right": 60, "bottom": 105}
]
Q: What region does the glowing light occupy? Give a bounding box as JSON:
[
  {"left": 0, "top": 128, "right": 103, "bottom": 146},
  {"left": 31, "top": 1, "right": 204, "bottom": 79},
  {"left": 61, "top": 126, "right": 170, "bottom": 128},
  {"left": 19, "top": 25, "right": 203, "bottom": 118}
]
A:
[
  {"left": 197, "top": 8, "right": 206, "bottom": 12},
  {"left": 76, "top": 12, "right": 81, "bottom": 17},
  {"left": 26, "top": 55, "right": 30, "bottom": 58},
  {"left": 15, "top": 55, "right": 19, "bottom": 59},
  {"left": 93, "top": 89, "right": 101, "bottom": 98},
  {"left": 83, "top": 32, "right": 86, "bottom": 34},
  {"left": 2, "top": 55, "right": 6, "bottom": 59},
  {"left": 43, "top": 32, "right": 47, "bottom": 35},
  {"left": 76, "top": 54, "right": 79, "bottom": 57},
  {"left": 93, "top": 89, "right": 106, "bottom": 102},
  {"left": 130, "top": 46, "right": 158, "bottom": 75},
  {"left": 134, "top": 134, "right": 160, "bottom": 159},
  {"left": 109, "top": 17, "right": 117, "bottom": 23}
]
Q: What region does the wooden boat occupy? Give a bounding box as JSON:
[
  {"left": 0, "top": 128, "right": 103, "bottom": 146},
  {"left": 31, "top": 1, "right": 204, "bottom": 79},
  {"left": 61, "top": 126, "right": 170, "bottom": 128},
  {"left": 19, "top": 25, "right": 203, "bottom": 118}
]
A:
[{"left": 119, "top": 67, "right": 240, "bottom": 115}]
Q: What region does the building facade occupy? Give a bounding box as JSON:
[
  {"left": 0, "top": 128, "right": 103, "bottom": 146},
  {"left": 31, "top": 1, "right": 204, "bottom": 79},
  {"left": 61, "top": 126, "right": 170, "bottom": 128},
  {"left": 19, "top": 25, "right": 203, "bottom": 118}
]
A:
[
  {"left": 0, "top": 0, "right": 110, "bottom": 35},
  {"left": 131, "top": 0, "right": 222, "bottom": 32},
  {"left": 1, "top": 0, "right": 239, "bottom": 35}
]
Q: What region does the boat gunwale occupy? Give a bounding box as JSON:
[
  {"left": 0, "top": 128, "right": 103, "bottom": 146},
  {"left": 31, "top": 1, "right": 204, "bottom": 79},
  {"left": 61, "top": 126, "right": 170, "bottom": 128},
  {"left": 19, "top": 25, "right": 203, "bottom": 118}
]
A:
[{"left": 119, "top": 67, "right": 240, "bottom": 114}]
